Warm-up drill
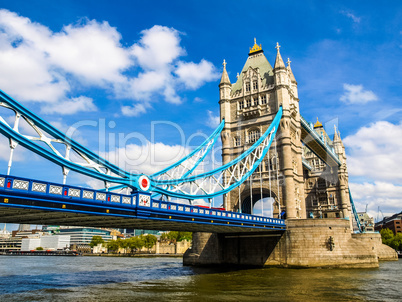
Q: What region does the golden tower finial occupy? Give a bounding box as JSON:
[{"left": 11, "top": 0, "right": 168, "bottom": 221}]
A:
[
  {"left": 249, "top": 38, "right": 263, "bottom": 55},
  {"left": 314, "top": 117, "right": 323, "bottom": 128}
]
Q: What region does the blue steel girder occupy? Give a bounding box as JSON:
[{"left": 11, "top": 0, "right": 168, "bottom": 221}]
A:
[
  {"left": 0, "top": 90, "right": 144, "bottom": 188},
  {"left": 300, "top": 115, "right": 341, "bottom": 167},
  {"left": 0, "top": 174, "right": 286, "bottom": 233}
]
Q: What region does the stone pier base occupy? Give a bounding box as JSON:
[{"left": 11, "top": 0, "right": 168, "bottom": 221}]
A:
[{"left": 183, "top": 219, "right": 398, "bottom": 268}]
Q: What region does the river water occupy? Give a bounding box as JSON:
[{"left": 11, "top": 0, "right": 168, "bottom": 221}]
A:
[{"left": 0, "top": 256, "right": 400, "bottom": 301}]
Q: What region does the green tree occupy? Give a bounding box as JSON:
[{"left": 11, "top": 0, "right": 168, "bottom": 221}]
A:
[
  {"left": 89, "top": 235, "right": 105, "bottom": 248},
  {"left": 380, "top": 228, "right": 394, "bottom": 246},
  {"left": 36, "top": 246, "right": 44, "bottom": 251},
  {"left": 120, "top": 238, "right": 130, "bottom": 253},
  {"left": 141, "top": 234, "right": 157, "bottom": 251},
  {"left": 107, "top": 239, "right": 120, "bottom": 253},
  {"left": 162, "top": 231, "right": 192, "bottom": 243},
  {"left": 127, "top": 236, "right": 144, "bottom": 253},
  {"left": 390, "top": 233, "right": 402, "bottom": 251},
  {"left": 177, "top": 232, "right": 192, "bottom": 242},
  {"left": 160, "top": 232, "right": 169, "bottom": 243}
]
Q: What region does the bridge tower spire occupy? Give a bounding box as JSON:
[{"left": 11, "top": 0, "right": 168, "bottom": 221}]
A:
[{"left": 219, "top": 59, "right": 232, "bottom": 170}]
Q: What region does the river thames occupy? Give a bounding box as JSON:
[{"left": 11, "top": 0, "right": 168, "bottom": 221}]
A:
[{"left": 0, "top": 256, "right": 400, "bottom": 301}]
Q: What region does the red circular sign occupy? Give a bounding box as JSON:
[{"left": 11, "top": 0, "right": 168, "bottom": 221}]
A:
[{"left": 141, "top": 178, "right": 148, "bottom": 188}]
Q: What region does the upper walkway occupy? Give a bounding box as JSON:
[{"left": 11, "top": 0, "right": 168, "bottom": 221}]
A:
[{"left": 300, "top": 116, "right": 342, "bottom": 167}]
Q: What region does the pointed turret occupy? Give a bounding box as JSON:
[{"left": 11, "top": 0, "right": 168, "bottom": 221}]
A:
[
  {"left": 219, "top": 59, "right": 232, "bottom": 123},
  {"left": 333, "top": 125, "right": 340, "bottom": 142},
  {"left": 287, "top": 58, "right": 297, "bottom": 84},
  {"left": 273, "top": 42, "right": 288, "bottom": 89},
  {"left": 287, "top": 57, "right": 298, "bottom": 98},
  {"left": 219, "top": 59, "right": 231, "bottom": 86},
  {"left": 274, "top": 42, "right": 286, "bottom": 70}
]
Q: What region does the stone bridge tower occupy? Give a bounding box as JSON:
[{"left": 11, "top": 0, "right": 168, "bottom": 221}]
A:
[{"left": 219, "top": 40, "right": 305, "bottom": 219}]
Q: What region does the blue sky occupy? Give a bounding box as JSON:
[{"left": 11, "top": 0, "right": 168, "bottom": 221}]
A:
[{"left": 0, "top": 1, "right": 401, "bottom": 230}]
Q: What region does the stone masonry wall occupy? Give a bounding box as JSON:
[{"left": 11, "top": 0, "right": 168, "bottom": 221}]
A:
[{"left": 183, "top": 219, "right": 397, "bottom": 268}]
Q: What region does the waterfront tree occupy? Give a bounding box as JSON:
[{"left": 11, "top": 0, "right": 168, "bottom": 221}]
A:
[
  {"left": 380, "top": 228, "right": 402, "bottom": 251},
  {"left": 141, "top": 234, "right": 157, "bottom": 251},
  {"left": 107, "top": 239, "right": 120, "bottom": 253},
  {"left": 390, "top": 233, "right": 402, "bottom": 251},
  {"left": 161, "top": 231, "right": 192, "bottom": 243},
  {"left": 127, "top": 236, "right": 144, "bottom": 253},
  {"left": 89, "top": 235, "right": 105, "bottom": 248},
  {"left": 119, "top": 238, "right": 130, "bottom": 253}
]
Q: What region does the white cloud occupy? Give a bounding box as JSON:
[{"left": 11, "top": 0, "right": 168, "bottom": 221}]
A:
[
  {"left": 344, "top": 121, "right": 402, "bottom": 183},
  {"left": 121, "top": 103, "right": 150, "bottom": 117},
  {"left": 340, "top": 11, "right": 361, "bottom": 23},
  {"left": 350, "top": 182, "right": 402, "bottom": 219},
  {"left": 131, "top": 25, "right": 184, "bottom": 70},
  {"left": 206, "top": 110, "right": 220, "bottom": 128},
  {"left": 0, "top": 10, "right": 219, "bottom": 117},
  {"left": 340, "top": 83, "right": 378, "bottom": 104},
  {"left": 176, "top": 59, "right": 220, "bottom": 89},
  {"left": 41, "top": 96, "right": 97, "bottom": 115},
  {"left": 104, "top": 141, "right": 190, "bottom": 175},
  {"left": 47, "top": 20, "right": 131, "bottom": 84}
]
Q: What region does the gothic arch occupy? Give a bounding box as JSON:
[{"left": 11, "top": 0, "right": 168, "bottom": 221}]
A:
[{"left": 239, "top": 187, "right": 279, "bottom": 215}]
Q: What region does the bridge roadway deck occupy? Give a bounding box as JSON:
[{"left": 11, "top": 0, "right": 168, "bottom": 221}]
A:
[{"left": 0, "top": 174, "right": 285, "bottom": 233}]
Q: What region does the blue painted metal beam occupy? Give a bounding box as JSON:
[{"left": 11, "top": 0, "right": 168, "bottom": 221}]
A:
[{"left": 0, "top": 174, "right": 286, "bottom": 232}]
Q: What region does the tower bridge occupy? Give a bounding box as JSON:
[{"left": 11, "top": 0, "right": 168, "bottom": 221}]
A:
[{"left": 0, "top": 40, "right": 397, "bottom": 267}]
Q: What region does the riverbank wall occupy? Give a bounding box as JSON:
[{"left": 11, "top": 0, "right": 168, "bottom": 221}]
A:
[{"left": 183, "top": 218, "right": 398, "bottom": 268}]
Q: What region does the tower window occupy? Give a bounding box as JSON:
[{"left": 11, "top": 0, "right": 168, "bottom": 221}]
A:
[
  {"left": 245, "top": 82, "right": 250, "bottom": 92},
  {"left": 329, "top": 194, "right": 335, "bottom": 205},
  {"left": 253, "top": 80, "right": 258, "bottom": 90},
  {"left": 239, "top": 100, "right": 244, "bottom": 110},
  {"left": 312, "top": 198, "right": 318, "bottom": 206},
  {"left": 248, "top": 129, "right": 260, "bottom": 144},
  {"left": 245, "top": 99, "right": 251, "bottom": 108},
  {"left": 234, "top": 136, "right": 241, "bottom": 147},
  {"left": 261, "top": 95, "right": 267, "bottom": 104},
  {"left": 253, "top": 97, "right": 258, "bottom": 106}
]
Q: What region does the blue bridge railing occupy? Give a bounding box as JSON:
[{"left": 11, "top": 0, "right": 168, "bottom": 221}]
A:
[{"left": 0, "top": 174, "right": 286, "bottom": 231}]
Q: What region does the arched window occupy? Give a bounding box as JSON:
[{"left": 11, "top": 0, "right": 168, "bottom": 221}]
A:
[{"left": 270, "top": 155, "right": 278, "bottom": 170}]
